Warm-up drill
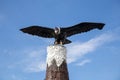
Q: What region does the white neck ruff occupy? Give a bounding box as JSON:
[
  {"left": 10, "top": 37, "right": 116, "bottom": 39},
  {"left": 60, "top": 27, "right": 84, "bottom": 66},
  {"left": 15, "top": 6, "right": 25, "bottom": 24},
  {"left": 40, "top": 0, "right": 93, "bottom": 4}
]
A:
[{"left": 47, "top": 45, "right": 67, "bottom": 67}]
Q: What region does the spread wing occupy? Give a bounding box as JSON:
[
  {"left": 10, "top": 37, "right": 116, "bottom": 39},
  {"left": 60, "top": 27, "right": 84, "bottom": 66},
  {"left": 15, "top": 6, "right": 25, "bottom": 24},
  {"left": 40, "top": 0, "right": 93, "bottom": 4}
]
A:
[
  {"left": 20, "top": 26, "right": 54, "bottom": 38},
  {"left": 61, "top": 22, "right": 105, "bottom": 37}
]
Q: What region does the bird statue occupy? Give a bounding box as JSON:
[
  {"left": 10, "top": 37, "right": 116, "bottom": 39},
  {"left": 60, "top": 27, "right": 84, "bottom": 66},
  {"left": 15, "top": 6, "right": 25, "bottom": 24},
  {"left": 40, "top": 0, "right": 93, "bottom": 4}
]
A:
[{"left": 20, "top": 22, "right": 105, "bottom": 45}]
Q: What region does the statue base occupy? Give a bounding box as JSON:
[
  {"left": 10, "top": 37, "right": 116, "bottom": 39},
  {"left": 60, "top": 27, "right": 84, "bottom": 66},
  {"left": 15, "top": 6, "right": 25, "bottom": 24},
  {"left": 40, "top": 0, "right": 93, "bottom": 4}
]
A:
[{"left": 45, "top": 44, "right": 69, "bottom": 80}]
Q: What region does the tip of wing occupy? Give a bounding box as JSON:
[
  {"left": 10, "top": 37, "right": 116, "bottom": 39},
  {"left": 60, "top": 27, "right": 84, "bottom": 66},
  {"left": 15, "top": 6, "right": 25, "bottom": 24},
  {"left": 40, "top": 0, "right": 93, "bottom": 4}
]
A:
[
  {"left": 98, "top": 23, "right": 105, "bottom": 30},
  {"left": 20, "top": 28, "right": 27, "bottom": 33},
  {"left": 20, "top": 28, "right": 23, "bottom": 31}
]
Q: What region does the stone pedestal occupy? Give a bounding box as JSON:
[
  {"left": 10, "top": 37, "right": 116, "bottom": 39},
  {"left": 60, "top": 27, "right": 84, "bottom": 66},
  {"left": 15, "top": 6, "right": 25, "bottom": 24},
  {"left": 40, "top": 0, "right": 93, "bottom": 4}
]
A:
[{"left": 45, "top": 45, "right": 69, "bottom": 80}]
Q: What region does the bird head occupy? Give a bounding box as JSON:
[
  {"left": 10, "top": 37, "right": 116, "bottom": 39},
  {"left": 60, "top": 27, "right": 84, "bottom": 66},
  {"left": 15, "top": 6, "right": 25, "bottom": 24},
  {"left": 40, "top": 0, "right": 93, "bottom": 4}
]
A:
[{"left": 54, "top": 27, "right": 60, "bottom": 34}]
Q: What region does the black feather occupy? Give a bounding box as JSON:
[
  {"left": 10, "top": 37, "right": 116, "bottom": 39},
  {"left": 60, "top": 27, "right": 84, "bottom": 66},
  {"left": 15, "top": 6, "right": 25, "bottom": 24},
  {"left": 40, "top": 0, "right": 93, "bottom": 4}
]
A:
[
  {"left": 61, "top": 22, "right": 105, "bottom": 37},
  {"left": 20, "top": 26, "right": 54, "bottom": 38}
]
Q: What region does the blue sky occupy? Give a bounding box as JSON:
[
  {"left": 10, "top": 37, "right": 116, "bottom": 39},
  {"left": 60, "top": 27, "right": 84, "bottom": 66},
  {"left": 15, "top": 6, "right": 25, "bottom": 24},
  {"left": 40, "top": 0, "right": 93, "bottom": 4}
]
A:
[{"left": 0, "top": 0, "right": 120, "bottom": 80}]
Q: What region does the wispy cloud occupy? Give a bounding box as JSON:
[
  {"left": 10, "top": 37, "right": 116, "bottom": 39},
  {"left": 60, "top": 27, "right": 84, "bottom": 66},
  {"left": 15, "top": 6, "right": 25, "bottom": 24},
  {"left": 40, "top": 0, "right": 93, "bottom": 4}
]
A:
[
  {"left": 8, "top": 31, "right": 118, "bottom": 73},
  {"left": 8, "top": 47, "right": 47, "bottom": 73},
  {"left": 25, "top": 61, "right": 46, "bottom": 72},
  {"left": 67, "top": 33, "right": 115, "bottom": 64},
  {"left": 76, "top": 59, "right": 91, "bottom": 66},
  {"left": 22, "top": 49, "right": 47, "bottom": 72}
]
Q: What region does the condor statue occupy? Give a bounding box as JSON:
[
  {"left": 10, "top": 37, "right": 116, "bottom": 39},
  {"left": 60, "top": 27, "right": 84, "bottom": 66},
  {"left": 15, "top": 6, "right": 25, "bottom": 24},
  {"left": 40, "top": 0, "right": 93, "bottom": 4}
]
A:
[{"left": 20, "top": 22, "right": 105, "bottom": 45}]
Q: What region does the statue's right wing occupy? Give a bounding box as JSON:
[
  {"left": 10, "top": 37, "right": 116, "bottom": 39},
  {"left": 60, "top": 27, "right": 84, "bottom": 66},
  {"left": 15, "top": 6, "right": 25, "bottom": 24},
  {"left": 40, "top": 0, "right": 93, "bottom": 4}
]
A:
[{"left": 20, "top": 26, "right": 54, "bottom": 38}]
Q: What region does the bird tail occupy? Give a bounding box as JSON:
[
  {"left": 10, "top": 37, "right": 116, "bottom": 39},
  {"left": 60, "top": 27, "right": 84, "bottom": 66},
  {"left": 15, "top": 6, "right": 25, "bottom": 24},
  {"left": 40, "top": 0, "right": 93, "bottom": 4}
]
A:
[{"left": 64, "top": 39, "right": 72, "bottom": 44}]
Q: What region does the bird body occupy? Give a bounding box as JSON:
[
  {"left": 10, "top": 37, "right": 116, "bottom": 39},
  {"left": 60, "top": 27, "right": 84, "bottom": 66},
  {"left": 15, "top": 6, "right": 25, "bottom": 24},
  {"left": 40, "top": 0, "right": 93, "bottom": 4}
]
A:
[
  {"left": 54, "top": 31, "right": 71, "bottom": 45},
  {"left": 20, "top": 22, "right": 105, "bottom": 45}
]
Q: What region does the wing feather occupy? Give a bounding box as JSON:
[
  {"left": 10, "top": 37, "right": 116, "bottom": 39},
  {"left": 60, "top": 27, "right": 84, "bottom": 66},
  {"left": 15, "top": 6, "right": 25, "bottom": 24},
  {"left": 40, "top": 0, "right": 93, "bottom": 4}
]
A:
[
  {"left": 20, "top": 26, "right": 54, "bottom": 38},
  {"left": 61, "top": 22, "right": 105, "bottom": 37}
]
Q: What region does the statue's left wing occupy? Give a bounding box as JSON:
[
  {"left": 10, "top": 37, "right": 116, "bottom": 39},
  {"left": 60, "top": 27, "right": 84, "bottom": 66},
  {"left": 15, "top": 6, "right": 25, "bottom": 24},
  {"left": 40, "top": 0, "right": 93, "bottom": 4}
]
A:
[
  {"left": 61, "top": 22, "right": 105, "bottom": 37},
  {"left": 20, "top": 26, "right": 54, "bottom": 38}
]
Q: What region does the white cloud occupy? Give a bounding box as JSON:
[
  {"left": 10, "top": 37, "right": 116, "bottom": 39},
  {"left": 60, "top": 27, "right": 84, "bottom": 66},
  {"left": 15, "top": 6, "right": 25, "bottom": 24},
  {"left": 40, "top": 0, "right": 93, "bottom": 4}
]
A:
[
  {"left": 77, "top": 59, "right": 91, "bottom": 66},
  {"left": 25, "top": 61, "right": 46, "bottom": 72},
  {"left": 8, "top": 48, "right": 47, "bottom": 73},
  {"left": 8, "top": 31, "right": 117, "bottom": 73},
  {"left": 67, "top": 33, "right": 114, "bottom": 64},
  {"left": 18, "top": 33, "right": 114, "bottom": 72},
  {"left": 22, "top": 49, "right": 47, "bottom": 72}
]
